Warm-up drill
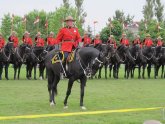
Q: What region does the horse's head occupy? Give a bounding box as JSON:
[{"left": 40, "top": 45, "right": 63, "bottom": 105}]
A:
[
  {"left": 96, "top": 44, "right": 110, "bottom": 60},
  {"left": 39, "top": 49, "right": 48, "bottom": 61},
  {"left": 5, "top": 42, "right": 14, "bottom": 54},
  {"left": 131, "top": 44, "right": 141, "bottom": 59},
  {"left": 79, "top": 47, "right": 104, "bottom": 77}
]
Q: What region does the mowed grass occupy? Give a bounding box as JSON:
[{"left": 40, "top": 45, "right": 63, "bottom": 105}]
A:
[{"left": 0, "top": 66, "right": 165, "bottom": 124}]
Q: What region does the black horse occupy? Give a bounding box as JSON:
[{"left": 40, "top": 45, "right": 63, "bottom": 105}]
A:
[
  {"left": 154, "top": 46, "right": 165, "bottom": 78},
  {"left": 45, "top": 47, "right": 103, "bottom": 109},
  {"left": 0, "top": 42, "right": 14, "bottom": 80},
  {"left": 11, "top": 44, "right": 30, "bottom": 80},
  {"left": 26, "top": 46, "right": 44, "bottom": 80},
  {"left": 38, "top": 45, "right": 60, "bottom": 80},
  {"left": 95, "top": 44, "right": 116, "bottom": 79},
  {"left": 88, "top": 44, "right": 112, "bottom": 79},
  {"left": 124, "top": 45, "right": 141, "bottom": 79},
  {"left": 140, "top": 46, "right": 157, "bottom": 79},
  {"left": 109, "top": 45, "right": 135, "bottom": 79}
]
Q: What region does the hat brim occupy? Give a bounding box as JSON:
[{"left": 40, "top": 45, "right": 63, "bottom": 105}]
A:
[{"left": 64, "top": 19, "right": 75, "bottom": 22}]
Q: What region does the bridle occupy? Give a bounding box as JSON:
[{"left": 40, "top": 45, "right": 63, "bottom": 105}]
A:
[{"left": 78, "top": 53, "right": 103, "bottom": 77}]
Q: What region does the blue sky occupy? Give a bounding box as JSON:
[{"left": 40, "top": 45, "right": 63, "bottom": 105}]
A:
[{"left": 0, "top": 0, "right": 164, "bottom": 33}]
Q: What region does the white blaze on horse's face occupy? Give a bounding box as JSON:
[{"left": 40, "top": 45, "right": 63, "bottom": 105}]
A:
[{"left": 91, "top": 57, "right": 103, "bottom": 75}]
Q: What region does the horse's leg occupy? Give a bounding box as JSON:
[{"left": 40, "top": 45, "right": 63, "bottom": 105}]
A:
[
  {"left": 80, "top": 76, "right": 87, "bottom": 110},
  {"left": 105, "top": 64, "right": 107, "bottom": 79},
  {"left": 109, "top": 64, "right": 112, "bottom": 78},
  {"left": 64, "top": 77, "right": 74, "bottom": 108},
  {"left": 45, "top": 68, "right": 48, "bottom": 79},
  {"left": 127, "top": 64, "right": 130, "bottom": 79},
  {"left": 131, "top": 65, "right": 135, "bottom": 78},
  {"left": 116, "top": 64, "right": 120, "bottom": 79},
  {"left": 34, "top": 65, "right": 37, "bottom": 80},
  {"left": 124, "top": 64, "right": 127, "bottom": 78},
  {"left": 13, "top": 64, "right": 17, "bottom": 80},
  {"left": 0, "top": 63, "right": 3, "bottom": 80},
  {"left": 50, "top": 75, "right": 60, "bottom": 105},
  {"left": 47, "top": 70, "right": 53, "bottom": 104},
  {"left": 39, "top": 63, "right": 42, "bottom": 80},
  {"left": 17, "top": 64, "right": 22, "bottom": 80},
  {"left": 147, "top": 64, "right": 151, "bottom": 79},
  {"left": 113, "top": 64, "right": 117, "bottom": 79},
  {"left": 142, "top": 64, "right": 146, "bottom": 79},
  {"left": 154, "top": 64, "right": 158, "bottom": 79},
  {"left": 161, "top": 65, "right": 164, "bottom": 78},
  {"left": 98, "top": 67, "right": 102, "bottom": 79},
  {"left": 138, "top": 64, "right": 141, "bottom": 79},
  {"left": 5, "top": 63, "right": 9, "bottom": 80},
  {"left": 26, "top": 64, "right": 29, "bottom": 79},
  {"left": 29, "top": 66, "right": 33, "bottom": 80}
]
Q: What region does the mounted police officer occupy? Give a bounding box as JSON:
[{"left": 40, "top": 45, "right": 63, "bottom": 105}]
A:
[
  {"left": 82, "top": 31, "right": 91, "bottom": 47},
  {"left": 143, "top": 34, "right": 153, "bottom": 47},
  {"left": 22, "top": 31, "right": 33, "bottom": 47},
  {"left": 56, "top": 16, "right": 81, "bottom": 61},
  {"left": 56, "top": 16, "right": 81, "bottom": 77},
  {"left": 93, "top": 34, "right": 102, "bottom": 47},
  {"left": 8, "top": 31, "right": 19, "bottom": 49},
  {"left": 107, "top": 35, "right": 117, "bottom": 49},
  {"left": 0, "top": 33, "right": 5, "bottom": 51},
  {"left": 156, "top": 36, "right": 164, "bottom": 47},
  {"left": 45, "top": 31, "right": 57, "bottom": 51},
  {"left": 34, "top": 32, "right": 45, "bottom": 48},
  {"left": 120, "top": 33, "right": 129, "bottom": 46}
]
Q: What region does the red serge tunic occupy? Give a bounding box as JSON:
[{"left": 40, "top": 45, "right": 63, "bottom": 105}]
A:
[
  {"left": 94, "top": 39, "right": 102, "bottom": 46},
  {"left": 83, "top": 36, "right": 91, "bottom": 46},
  {"left": 23, "top": 37, "right": 33, "bottom": 46},
  {"left": 157, "top": 40, "right": 163, "bottom": 46},
  {"left": 107, "top": 39, "right": 117, "bottom": 49},
  {"left": 9, "top": 36, "right": 19, "bottom": 48},
  {"left": 46, "top": 37, "right": 57, "bottom": 46},
  {"left": 0, "top": 38, "right": 5, "bottom": 49},
  {"left": 144, "top": 38, "right": 153, "bottom": 47},
  {"left": 120, "top": 38, "right": 129, "bottom": 46},
  {"left": 35, "top": 38, "right": 45, "bottom": 47},
  {"left": 56, "top": 27, "right": 81, "bottom": 52}
]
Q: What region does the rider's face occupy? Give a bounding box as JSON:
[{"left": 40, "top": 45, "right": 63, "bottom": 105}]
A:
[{"left": 66, "top": 20, "right": 74, "bottom": 27}]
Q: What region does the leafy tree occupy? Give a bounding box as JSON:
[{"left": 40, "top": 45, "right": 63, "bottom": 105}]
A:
[
  {"left": 154, "top": 0, "right": 164, "bottom": 22},
  {"left": 1, "top": 14, "right": 11, "bottom": 39},
  {"left": 26, "top": 10, "right": 47, "bottom": 39},
  {"left": 49, "top": 6, "right": 84, "bottom": 36},
  {"left": 75, "top": 0, "right": 84, "bottom": 18},
  {"left": 100, "top": 20, "right": 122, "bottom": 44},
  {"left": 63, "top": 0, "right": 70, "bottom": 9},
  {"left": 138, "top": 19, "right": 165, "bottom": 41},
  {"left": 113, "top": 10, "right": 134, "bottom": 25},
  {"left": 143, "top": 0, "right": 154, "bottom": 22}
]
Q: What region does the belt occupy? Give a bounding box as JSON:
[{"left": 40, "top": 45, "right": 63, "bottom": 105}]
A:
[{"left": 63, "top": 40, "right": 74, "bottom": 42}]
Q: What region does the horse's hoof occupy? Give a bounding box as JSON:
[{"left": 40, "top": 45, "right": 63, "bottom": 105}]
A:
[
  {"left": 64, "top": 106, "right": 68, "bottom": 109},
  {"left": 81, "top": 106, "right": 87, "bottom": 110},
  {"left": 39, "top": 76, "right": 43, "bottom": 80},
  {"left": 50, "top": 102, "right": 55, "bottom": 107}
]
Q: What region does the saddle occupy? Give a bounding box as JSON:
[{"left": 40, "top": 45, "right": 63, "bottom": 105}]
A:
[
  {"left": 51, "top": 49, "right": 79, "bottom": 64},
  {"left": 51, "top": 51, "right": 64, "bottom": 64}
]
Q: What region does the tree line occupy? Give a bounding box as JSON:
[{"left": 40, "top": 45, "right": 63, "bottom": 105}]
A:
[
  {"left": 0, "top": 0, "right": 86, "bottom": 43},
  {"left": 100, "top": 0, "right": 165, "bottom": 44}
]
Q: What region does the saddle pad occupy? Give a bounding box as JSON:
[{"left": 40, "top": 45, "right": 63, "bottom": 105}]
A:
[{"left": 51, "top": 51, "right": 64, "bottom": 64}]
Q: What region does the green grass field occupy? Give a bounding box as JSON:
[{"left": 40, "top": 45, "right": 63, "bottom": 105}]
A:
[{"left": 0, "top": 67, "right": 165, "bottom": 124}]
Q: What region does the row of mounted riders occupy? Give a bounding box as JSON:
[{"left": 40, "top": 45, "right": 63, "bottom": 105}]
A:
[{"left": 0, "top": 31, "right": 165, "bottom": 80}]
